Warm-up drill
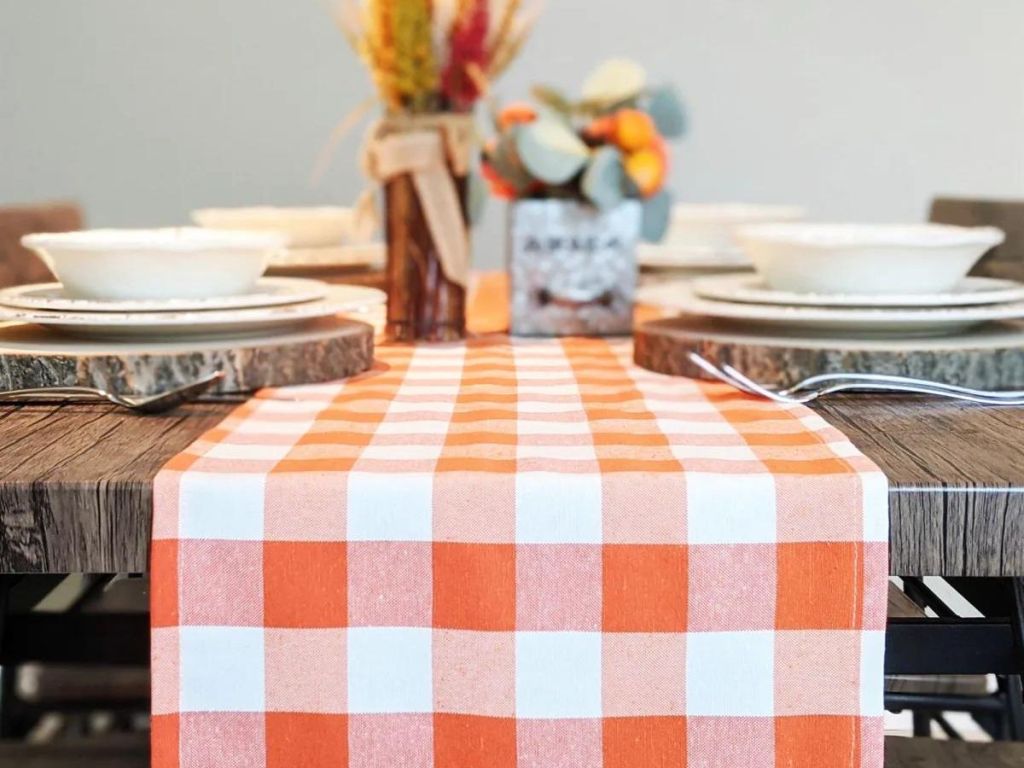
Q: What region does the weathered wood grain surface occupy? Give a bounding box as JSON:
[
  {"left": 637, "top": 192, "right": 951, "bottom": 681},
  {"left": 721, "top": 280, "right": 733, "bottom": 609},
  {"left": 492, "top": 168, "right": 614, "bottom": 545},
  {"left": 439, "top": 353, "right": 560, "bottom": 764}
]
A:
[
  {"left": 884, "top": 736, "right": 1024, "bottom": 767},
  {"left": 0, "top": 400, "right": 233, "bottom": 573},
  {"left": 0, "top": 391, "right": 1021, "bottom": 576},
  {"left": 817, "top": 395, "right": 1024, "bottom": 577}
]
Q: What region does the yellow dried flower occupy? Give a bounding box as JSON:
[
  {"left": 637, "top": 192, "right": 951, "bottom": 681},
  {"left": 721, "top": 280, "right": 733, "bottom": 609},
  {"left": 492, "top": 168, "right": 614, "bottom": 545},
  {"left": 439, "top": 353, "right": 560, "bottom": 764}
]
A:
[
  {"left": 391, "top": 0, "right": 439, "bottom": 109},
  {"left": 367, "top": 0, "right": 401, "bottom": 110}
]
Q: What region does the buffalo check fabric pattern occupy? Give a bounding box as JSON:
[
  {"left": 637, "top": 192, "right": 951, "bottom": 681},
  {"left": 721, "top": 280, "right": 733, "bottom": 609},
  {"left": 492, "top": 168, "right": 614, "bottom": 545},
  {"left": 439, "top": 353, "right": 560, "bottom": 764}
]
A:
[{"left": 152, "top": 291, "right": 888, "bottom": 767}]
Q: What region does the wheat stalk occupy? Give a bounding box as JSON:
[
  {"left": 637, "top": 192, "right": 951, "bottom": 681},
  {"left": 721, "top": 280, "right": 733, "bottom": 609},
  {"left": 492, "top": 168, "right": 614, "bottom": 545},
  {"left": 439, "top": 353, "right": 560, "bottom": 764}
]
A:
[
  {"left": 486, "top": 0, "right": 519, "bottom": 59},
  {"left": 487, "top": 16, "right": 530, "bottom": 77},
  {"left": 327, "top": 0, "right": 536, "bottom": 114},
  {"left": 366, "top": 0, "right": 402, "bottom": 110},
  {"left": 328, "top": 0, "right": 364, "bottom": 47},
  {"left": 487, "top": 0, "right": 540, "bottom": 77}
]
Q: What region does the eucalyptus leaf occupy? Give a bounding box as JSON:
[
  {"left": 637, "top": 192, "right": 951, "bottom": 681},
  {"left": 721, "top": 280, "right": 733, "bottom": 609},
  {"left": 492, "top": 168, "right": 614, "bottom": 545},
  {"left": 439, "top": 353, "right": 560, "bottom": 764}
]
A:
[
  {"left": 490, "top": 128, "right": 534, "bottom": 190},
  {"left": 646, "top": 86, "right": 686, "bottom": 138},
  {"left": 581, "top": 146, "right": 625, "bottom": 211},
  {"left": 531, "top": 84, "right": 574, "bottom": 115},
  {"left": 581, "top": 58, "right": 647, "bottom": 106},
  {"left": 467, "top": 171, "right": 488, "bottom": 226},
  {"left": 577, "top": 95, "right": 639, "bottom": 118},
  {"left": 641, "top": 189, "right": 672, "bottom": 242},
  {"left": 515, "top": 119, "right": 590, "bottom": 185}
]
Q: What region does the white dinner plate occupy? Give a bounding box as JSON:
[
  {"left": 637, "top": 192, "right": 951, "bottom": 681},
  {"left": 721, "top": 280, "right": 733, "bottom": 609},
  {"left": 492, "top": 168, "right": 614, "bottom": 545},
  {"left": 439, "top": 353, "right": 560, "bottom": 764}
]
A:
[
  {"left": 270, "top": 243, "right": 386, "bottom": 269},
  {"left": 0, "top": 277, "right": 329, "bottom": 313},
  {"left": 636, "top": 280, "right": 1024, "bottom": 337},
  {"left": 692, "top": 274, "right": 1024, "bottom": 308},
  {"left": 0, "top": 285, "right": 385, "bottom": 340},
  {"left": 636, "top": 243, "right": 752, "bottom": 270}
]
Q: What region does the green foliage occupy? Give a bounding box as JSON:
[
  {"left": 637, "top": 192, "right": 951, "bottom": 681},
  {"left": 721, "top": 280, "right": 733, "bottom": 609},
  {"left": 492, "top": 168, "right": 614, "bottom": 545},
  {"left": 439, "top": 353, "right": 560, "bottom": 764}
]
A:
[
  {"left": 581, "top": 58, "right": 647, "bottom": 107},
  {"left": 480, "top": 57, "right": 686, "bottom": 208},
  {"left": 530, "top": 85, "right": 574, "bottom": 116},
  {"left": 467, "top": 171, "right": 487, "bottom": 226},
  {"left": 645, "top": 86, "right": 686, "bottom": 138},
  {"left": 581, "top": 147, "right": 625, "bottom": 211},
  {"left": 515, "top": 119, "right": 590, "bottom": 185},
  {"left": 640, "top": 189, "right": 672, "bottom": 242},
  {"left": 489, "top": 128, "right": 534, "bottom": 191}
]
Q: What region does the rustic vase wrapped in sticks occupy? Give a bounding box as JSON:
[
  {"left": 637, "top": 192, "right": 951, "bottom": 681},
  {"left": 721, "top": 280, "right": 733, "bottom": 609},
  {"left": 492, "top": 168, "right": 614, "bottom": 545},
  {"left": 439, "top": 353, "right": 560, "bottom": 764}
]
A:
[
  {"left": 508, "top": 199, "right": 642, "bottom": 336},
  {"left": 365, "top": 115, "right": 474, "bottom": 342}
]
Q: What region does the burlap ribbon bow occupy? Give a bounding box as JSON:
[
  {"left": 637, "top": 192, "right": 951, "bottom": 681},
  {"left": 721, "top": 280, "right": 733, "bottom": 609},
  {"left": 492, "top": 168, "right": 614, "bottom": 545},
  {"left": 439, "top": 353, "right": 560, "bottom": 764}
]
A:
[{"left": 363, "top": 116, "right": 473, "bottom": 288}]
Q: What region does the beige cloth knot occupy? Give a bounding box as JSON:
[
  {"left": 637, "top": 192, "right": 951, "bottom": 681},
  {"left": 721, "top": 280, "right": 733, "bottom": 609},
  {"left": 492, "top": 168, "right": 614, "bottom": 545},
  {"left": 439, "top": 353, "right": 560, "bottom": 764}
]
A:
[{"left": 364, "top": 116, "right": 473, "bottom": 288}]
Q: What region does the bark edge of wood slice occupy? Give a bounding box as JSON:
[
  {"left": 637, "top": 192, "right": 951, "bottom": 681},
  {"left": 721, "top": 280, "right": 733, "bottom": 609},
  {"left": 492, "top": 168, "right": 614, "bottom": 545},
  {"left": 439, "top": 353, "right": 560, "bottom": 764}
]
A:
[
  {"left": 634, "top": 316, "right": 1024, "bottom": 389},
  {"left": 0, "top": 316, "right": 375, "bottom": 395}
]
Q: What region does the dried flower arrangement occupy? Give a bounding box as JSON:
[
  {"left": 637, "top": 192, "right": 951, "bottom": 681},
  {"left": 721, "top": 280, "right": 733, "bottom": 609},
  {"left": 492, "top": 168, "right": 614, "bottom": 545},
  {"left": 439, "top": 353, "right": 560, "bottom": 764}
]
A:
[
  {"left": 329, "top": 0, "right": 542, "bottom": 342},
  {"left": 332, "top": 0, "right": 541, "bottom": 114},
  {"left": 481, "top": 59, "right": 685, "bottom": 241}
]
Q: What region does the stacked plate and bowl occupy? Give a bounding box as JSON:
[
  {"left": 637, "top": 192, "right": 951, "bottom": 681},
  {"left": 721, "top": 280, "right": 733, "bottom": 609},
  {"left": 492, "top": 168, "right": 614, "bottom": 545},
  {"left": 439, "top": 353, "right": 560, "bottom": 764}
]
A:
[
  {"left": 638, "top": 204, "right": 806, "bottom": 275},
  {"left": 638, "top": 222, "right": 1015, "bottom": 337},
  {"left": 193, "top": 206, "right": 385, "bottom": 276},
  {"left": 7, "top": 227, "right": 385, "bottom": 340}
]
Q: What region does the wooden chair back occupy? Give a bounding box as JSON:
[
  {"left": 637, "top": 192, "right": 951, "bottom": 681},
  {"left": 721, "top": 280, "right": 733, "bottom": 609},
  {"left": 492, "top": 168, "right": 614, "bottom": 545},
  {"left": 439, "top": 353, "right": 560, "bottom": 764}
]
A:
[
  {"left": 0, "top": 202, "right": 83, "bottom": 287},
  {"left": 929, "top": 197, "right": 1024, "bottom": 282}
]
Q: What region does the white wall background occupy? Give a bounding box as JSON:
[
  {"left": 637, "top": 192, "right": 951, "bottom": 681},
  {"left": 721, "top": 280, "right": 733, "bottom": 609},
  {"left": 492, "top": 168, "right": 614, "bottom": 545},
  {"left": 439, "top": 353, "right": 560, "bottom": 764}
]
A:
[{"left": 2, "top": 1, "right": 1023, "bottom": 267}]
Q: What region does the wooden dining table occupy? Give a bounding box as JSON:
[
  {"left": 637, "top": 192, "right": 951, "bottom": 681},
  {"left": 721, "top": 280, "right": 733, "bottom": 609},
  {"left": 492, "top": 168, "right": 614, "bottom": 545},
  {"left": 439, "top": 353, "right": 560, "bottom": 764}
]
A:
[
  {"left": 0, "top": 392, "right": 1021, "bottom": 679},
  {"left": 0, "top": 394, "right": 1019, "bottom": 578}
]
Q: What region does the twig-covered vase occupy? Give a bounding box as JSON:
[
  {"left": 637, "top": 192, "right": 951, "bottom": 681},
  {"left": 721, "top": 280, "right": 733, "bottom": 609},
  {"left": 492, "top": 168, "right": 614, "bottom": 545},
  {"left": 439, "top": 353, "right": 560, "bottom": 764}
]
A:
[
  {"left": 367, "top": 115, "right": 473, "bottom": 342},
  {"left": 508, "top": 199, "right": 642, "bottom": 336}
]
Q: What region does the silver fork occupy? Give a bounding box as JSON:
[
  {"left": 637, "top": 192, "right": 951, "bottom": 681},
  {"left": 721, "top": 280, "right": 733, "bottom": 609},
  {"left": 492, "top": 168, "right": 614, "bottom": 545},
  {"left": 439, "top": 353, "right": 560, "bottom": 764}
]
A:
[
  {"left": 782, "top": 371, "right": 1024, "bottom": 400},
  {"left": 0, "top": 372, "right": 225, "bottom": 414},
  {"left": 687, "top": 353, "right": 1024, "bottom": 406}
]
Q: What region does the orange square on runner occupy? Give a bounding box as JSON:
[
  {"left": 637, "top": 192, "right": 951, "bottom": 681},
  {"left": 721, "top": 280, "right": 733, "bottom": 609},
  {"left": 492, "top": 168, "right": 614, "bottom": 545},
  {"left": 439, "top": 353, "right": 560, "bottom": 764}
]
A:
[
  {"left": 776, "top": 542, "right": 862, "bottom": 630},
  {"left": 776, "top": 715, "right": 860, "bottom": 768},
  {"left": 150, "top": 539, "right": 178, "bottom": 627},
  {"left": 603, "top": 545, "right": 687, "bottom": 632},
  {"left": 433, "top": 543, "right": 515, "bottom": 631},
  {"left": 266, "top": 713, "right": 347, "bottom": 768},
  {"left": 434, "top": 714, "right": 515, "bottom": 768},
  {"left": 151, "top": 714, "right": 180, "bottom": 768},
  {"left": 264, "top": 542, "right": 347, "bottom": 628},
  {"left": 604, "top": 716, "right": 685, "bottom": 768}
]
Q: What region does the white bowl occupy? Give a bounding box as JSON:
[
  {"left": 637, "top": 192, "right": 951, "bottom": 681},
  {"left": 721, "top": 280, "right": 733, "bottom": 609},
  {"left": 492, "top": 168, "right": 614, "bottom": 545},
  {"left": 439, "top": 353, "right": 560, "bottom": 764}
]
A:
[
  {"left": 21, "top": 227, "right": 284, "bottom": 301},
  {"left": 192, "top": 206, "right": 356, "bottom": 248},
  {"left": 667, "top": 203, "right": 806, "bottom": 251},
  {"left": 736, "top": 223, "right": 1006, "bottom": 295}
]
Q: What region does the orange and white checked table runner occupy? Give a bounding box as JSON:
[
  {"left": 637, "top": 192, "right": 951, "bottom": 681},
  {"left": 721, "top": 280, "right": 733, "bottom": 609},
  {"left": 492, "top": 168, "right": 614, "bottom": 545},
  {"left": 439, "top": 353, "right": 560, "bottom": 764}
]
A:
[{"left": 151, "top": 276, "right": 888, "bottom": 768}]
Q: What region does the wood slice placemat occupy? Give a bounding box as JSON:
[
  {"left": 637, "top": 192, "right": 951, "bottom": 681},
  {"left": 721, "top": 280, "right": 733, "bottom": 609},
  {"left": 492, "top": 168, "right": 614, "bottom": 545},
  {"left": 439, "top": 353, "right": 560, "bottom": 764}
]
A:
[
  {"left": 266, "top": 264, "right": 387, "bottom": 292},
  {"left": 0, "top": 315, "right": 374, "bottom": 395},
  {"left": 634, "top": 316, "right": 1024, "bottom": 389}
]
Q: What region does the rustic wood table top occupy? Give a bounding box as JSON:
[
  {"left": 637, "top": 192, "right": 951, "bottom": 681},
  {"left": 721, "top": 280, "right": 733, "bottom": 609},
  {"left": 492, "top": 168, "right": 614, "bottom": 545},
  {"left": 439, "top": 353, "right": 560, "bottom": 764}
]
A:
[{"left": 0, "top": 395, "right": 1020, "bottom": 576}]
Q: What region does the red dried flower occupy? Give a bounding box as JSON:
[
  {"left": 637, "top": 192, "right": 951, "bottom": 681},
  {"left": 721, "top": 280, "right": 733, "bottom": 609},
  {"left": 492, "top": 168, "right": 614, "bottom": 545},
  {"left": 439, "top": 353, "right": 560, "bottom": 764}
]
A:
[{"left": 441, "top": 0, "right": 489, "bottom": 110}]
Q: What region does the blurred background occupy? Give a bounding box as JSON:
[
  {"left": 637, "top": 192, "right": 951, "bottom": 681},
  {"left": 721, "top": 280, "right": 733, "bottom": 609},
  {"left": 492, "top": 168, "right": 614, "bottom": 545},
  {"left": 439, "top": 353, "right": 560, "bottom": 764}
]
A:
[{"left": 2, "top": 0, "right": 1023, "bottom": 268}]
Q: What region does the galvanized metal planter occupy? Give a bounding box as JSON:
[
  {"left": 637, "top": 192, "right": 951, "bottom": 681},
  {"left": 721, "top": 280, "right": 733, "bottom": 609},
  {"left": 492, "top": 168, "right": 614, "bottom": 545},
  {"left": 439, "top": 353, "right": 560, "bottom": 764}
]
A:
[{"left": 507, "top": 200, "right": 641, "bottom": 337}]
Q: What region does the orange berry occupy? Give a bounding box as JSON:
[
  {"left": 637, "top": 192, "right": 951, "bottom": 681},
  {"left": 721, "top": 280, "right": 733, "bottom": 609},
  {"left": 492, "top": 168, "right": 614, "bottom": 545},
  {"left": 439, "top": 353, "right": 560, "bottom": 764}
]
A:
[
  {"left": 488, "top": 177, "right": 519, "bottom": 200},
  {"left": 481, "top": 160, "right": 503, "bottom": 184},
  {"left": 624, "top": 146, "right": 667, "bottom": 198},
  {"left": 481, "top": 162, "right": 518, "bottom": 199},
  {"left": 613, "top": 109, "right": 657, "bottom": 152},
  {"left": 497, "top": 102, "right": 538, "bottom": 129},
  {"left": 583, "top": 115, "right": 617, "bottom": 142}
]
